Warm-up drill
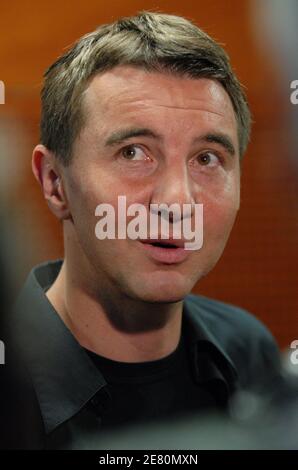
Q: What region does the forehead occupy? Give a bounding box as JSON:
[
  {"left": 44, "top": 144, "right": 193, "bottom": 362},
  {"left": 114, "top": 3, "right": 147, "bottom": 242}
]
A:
[{"left": 82, "top": 65, "right": 238, "bottom": 143}]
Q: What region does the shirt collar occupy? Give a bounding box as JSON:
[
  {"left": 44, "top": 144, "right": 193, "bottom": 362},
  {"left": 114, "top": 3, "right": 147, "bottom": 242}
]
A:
[
  {"left": 14, "top": 260, "right": 238, "bottom": 434},
  {"left": 14, "top": 260, "right": 107, "bottom": 434},
  {"left": 182, "top": 296, "right": 238, "bottom": 395}
]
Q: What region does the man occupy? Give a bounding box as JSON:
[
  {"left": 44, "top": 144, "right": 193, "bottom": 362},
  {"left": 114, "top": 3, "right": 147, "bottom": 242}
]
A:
[{"left": 11, "top": 11, "right": 280, "bottom": 449}]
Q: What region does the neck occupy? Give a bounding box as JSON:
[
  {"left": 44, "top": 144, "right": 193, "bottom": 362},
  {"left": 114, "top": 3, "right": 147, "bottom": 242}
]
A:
[{"left": 46, "top": 259, "right": 183, "bottom": 363}]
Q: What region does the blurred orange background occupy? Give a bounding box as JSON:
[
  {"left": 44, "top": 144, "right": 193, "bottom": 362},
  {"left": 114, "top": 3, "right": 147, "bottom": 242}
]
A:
[{"left": 0, "top": 0, "right": 297, "bottom": 349}]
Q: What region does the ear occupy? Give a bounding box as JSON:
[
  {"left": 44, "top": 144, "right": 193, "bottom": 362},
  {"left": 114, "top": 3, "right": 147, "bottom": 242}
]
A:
[{"left": 32, "top": 144, "right": 71, "bottom": 220}]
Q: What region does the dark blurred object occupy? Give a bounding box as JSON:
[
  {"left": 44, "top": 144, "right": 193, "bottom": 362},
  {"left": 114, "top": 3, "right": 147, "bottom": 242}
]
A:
[
  {"left": 0, "top": 216, "right": 44, "bottom": 449},
  {"left": 0, "top": 221, "right": 14, "bottom": 448},
  {"left": 79, "top": 367, "right": 298, "bottom": 450}
]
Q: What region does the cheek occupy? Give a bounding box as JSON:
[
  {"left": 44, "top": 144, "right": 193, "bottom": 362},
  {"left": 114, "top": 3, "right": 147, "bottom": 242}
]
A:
[
  {"left": 201, "top": 183, "right": 240, "bottom": 243},
  {"left": 63, "top": 171, "right": 103, "bottom": 253},
  {"left": 71, "top": 167, "right": 138, "bottom": 209},
  {"left": 203, "top": 203, "right": 239, "bottom": 252},
  {"left": 66, "top": 172, "right": 142, "bottom": 251},
  {"left": 67, "top": 168, "right": 112, "bottom": 217}
]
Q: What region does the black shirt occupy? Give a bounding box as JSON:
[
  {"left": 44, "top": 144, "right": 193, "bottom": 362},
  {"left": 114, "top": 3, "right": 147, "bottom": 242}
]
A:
[
  {"left": 8, "top": 260, "right": 280, "bottom": 449},
  {"left": 85, "top": 331, "right": 221, "bottom": 430}
]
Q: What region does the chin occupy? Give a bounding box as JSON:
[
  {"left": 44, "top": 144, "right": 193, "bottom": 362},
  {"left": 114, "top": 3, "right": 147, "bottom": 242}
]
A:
[
  {"left": 131, "top": 273, "right": 193, "bottom": 304},
  {"left": 140, "top": 292, "right": 186, "bottom": 304}
]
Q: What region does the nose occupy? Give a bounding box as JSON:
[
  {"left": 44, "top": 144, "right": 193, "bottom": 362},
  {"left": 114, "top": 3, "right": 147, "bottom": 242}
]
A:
[{"left": 150, "top": 165, "right": 196, "bottom": 223}]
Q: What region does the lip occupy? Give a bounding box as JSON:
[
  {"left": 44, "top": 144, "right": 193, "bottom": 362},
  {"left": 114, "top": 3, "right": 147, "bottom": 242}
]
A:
[
  {"left": 138, "top": 239, "right": 190, "bottom": 264},
  {"left": 140, "top": 238, "right": 187, "bottom": 248}
]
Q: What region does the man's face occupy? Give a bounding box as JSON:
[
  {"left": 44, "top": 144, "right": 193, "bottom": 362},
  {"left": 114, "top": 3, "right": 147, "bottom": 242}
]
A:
[{"left": 62, "top": 66, "right": 240, "bottom": 303}]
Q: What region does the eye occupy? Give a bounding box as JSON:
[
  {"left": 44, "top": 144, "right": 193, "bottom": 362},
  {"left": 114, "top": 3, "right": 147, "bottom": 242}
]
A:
[
  {"left": 196, "top": 152, "right": 220, "bottom": 167},
  {"left": 121, "top": 145, "right": 148, "bottom": 161}
]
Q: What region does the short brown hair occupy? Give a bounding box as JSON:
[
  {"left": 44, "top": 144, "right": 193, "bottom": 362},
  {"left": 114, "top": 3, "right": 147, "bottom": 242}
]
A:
[{"left": 41, "top": 11, "right": 251, "bottom": 165}]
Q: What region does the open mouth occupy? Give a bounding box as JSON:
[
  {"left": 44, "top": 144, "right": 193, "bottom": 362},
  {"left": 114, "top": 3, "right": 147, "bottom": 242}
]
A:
[
  {"left": 140, "top": 239, "right": 189, "bottom": 264},
  {"left": 149, "top": 242, "right": 179, "bottom": 249},
  {"left": 139, "top": 239, "right": 189, "bottom": 263}
]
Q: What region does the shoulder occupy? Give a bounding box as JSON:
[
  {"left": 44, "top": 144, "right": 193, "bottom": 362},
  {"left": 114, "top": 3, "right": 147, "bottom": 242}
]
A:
[
  {"left": 184, "top": 293, "right": 273, "bottom": 341},
  {"left": 184, "top": 294, "right": 281, "bottom": 388}
]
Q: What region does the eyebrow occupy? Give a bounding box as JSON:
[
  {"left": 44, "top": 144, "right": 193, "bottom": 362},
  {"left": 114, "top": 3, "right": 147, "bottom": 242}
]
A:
[
  {"left": 197, "top": 133, "right": 236, "bottom": 156},
  {"left": 104, "top": 128, "right": 162, "bottom": 147},
  {"left": 104, "top": 127, "right": 236, "bottom": 156}
]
